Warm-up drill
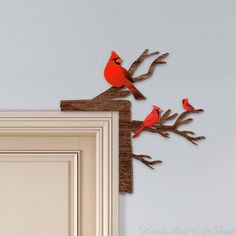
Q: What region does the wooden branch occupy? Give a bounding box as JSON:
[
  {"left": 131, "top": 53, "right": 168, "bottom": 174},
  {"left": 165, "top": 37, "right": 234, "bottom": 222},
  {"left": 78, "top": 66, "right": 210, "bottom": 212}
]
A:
[
  {"left": 93, "top": 86, "right": 129, "bottom": 101},
  {"left": 128, "top": 49, "right": 160, "bottom": 77},
  {"left": 159, "top": 109, "right": 178, "bottom": 125},
  {"left": 132, "top": 154, "right": 162, "bottom": 169},
  {"left": 129, "top": 109, "right": 205, "bottom": 145},
  {"left": 61, "top": 49, "right": 206, "bottom": 192},
  {"left": 132, "top": 52, "right": 169, "bottom": 83}
]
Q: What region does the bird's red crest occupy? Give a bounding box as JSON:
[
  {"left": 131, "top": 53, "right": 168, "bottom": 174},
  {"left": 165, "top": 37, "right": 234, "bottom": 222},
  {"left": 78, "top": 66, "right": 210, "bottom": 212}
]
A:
[
  {"left": 153, "top": 105, "right": 160, "bottom": 110},
  {"left": 110, "top": 51, "right": 120, "bottom": 60}
]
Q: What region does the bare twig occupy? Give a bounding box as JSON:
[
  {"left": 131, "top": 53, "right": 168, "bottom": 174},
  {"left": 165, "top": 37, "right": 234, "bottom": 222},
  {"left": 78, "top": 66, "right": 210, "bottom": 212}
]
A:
[
  {"left": 132, "top": 154, "right": 162, "bottom": 169},
  {"left": 132, "top": 53, "right": 169, "bottom": 83},
  {"left": 159, "top": 109, "right": 178, "bottom": 125},
  {"left": 128, "top": 49, "right": 160, "bottom": 77}
]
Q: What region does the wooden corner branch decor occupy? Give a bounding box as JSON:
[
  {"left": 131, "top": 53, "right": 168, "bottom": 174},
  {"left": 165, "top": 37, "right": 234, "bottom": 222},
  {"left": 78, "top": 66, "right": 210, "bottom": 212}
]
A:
[{"left": 60, "top": 49, "right": 206, "bottom": 193}]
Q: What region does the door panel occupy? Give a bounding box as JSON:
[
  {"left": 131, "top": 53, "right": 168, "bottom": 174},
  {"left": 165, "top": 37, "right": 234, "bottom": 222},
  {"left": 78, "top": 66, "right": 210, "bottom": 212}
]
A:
[
  {"left": 0, "top": 153, "right": 78, "bottom": 236},
  {"left": 0, "top": 136, "right": 96, "bottom": 236}
]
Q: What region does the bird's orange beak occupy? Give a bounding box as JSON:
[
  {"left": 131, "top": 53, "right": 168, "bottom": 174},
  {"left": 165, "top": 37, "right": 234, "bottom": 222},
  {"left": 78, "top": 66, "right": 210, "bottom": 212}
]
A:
[{"left": 116, "top": 57, "right": 123, "bottom": 63}]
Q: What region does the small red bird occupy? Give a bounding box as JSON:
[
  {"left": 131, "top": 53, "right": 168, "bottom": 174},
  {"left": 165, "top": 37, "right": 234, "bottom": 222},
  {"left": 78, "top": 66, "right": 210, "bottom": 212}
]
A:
[
  {"left": 104, "top": 51, "right": 146, "bottom": 100},
  {"left": 182, "top": 98, "right": 195, "bottom": 111},
  {"left": 133, "top": 105, "right": 163, "bottom": 138}
]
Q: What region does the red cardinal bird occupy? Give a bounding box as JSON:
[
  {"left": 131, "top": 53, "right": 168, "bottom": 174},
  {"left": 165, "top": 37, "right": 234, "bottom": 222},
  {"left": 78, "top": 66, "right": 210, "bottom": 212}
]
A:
[
  {"left": 104, "top": 51, "right": 146, "bottom": 100},
  {"left": 133, "top": 105, "right": 163, "bottom": 138},
  {"left": 182, "top": 98, "right": 195, "bottom": 111}
]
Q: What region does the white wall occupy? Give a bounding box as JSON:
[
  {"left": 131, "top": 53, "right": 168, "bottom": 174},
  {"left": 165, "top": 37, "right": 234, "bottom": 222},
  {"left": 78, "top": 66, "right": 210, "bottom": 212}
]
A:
[{"left": 0, "top": 0, "right": 235, "bottom": 235}]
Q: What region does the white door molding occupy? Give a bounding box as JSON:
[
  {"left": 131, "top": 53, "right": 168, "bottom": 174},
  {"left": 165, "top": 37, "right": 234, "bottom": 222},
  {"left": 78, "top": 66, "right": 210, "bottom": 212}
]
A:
[{"left": 0, "top": 111, "right": 119, "bottom": 236}]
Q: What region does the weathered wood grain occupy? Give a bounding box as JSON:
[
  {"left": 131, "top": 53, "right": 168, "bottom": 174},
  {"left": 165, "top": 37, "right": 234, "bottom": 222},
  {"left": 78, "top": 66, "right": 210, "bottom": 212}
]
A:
[{"left": 61, "top": 98, "right": 133, "bottom": 193}]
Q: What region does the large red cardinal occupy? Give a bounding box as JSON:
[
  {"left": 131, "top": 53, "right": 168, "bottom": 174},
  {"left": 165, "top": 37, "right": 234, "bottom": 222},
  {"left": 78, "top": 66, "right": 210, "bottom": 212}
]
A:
[
  {"left": 104, "top": 51, "right": 146, "bottom": 100},
  {"left": 182, "top": 98, "right": 195, "bottom": 111},
  {"left": 133, "top": 105, "right": 163, "bottom": 138}
]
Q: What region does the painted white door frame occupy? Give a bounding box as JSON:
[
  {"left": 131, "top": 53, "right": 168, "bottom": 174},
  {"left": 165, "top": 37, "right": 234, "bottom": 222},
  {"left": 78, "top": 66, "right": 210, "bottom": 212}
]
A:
[{"left": 0, "top": 111, "right": 119, "bottom": 236}]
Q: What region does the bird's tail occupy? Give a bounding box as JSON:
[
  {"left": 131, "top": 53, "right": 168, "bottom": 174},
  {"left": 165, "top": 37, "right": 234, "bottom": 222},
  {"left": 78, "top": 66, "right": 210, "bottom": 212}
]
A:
[
  {"left": 125, "top": 81, "right": 146, "bottom": 100},
  {"left": 132, "top": 125, "right": 145, "bottom": 138}
]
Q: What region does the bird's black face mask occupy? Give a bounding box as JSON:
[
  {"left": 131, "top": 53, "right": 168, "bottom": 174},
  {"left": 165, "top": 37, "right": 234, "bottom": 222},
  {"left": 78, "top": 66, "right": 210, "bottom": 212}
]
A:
[{"left": 113, "top": 57, "right": 122, "bottom": 65}]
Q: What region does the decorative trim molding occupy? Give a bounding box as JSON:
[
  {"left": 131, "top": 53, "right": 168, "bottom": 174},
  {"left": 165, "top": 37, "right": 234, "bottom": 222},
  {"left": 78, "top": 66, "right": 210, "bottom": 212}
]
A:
[{"left": 0, "top": 111, "right": 119, "bottom": 236}]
